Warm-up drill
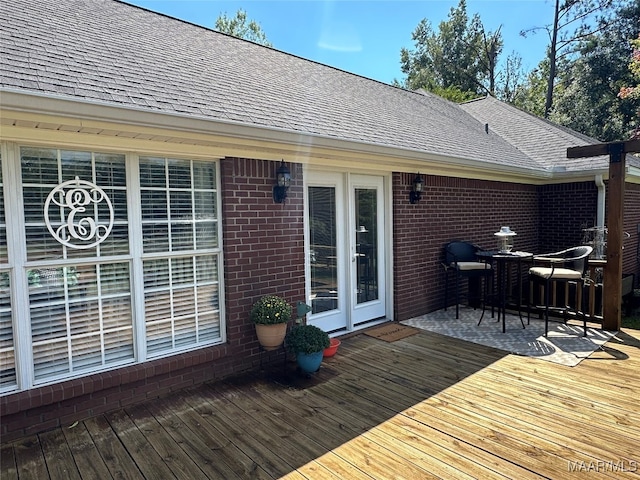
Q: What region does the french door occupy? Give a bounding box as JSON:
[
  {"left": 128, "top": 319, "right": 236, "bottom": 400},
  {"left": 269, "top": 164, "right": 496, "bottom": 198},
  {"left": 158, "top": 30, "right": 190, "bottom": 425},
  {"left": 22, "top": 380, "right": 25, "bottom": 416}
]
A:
[{"left": 306, "top": 173, "right": 387, "bottom": 333}]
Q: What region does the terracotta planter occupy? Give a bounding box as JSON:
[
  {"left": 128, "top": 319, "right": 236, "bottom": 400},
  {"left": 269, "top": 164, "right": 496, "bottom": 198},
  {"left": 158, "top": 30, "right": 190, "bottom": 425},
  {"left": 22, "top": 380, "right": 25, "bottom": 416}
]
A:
[
  {"left": 255, "top": 323, "right": 287, "bottom": 351},
  {"left": 323, "top": 338, "right": 341, "bottom": 357}
]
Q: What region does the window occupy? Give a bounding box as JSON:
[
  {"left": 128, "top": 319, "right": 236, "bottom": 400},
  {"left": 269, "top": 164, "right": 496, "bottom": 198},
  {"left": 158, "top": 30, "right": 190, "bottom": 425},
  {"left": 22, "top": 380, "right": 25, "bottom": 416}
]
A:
[
  {"left": 140, "top": 157, "right": 221, "bottom": 356},
  {"left": 0, "top": 155, "right": 16, "bottom": 392},
  {"left": 2, "top": 147, "right": 223, "bottom": 392},
  {"left": 21, "top": 148, "right": 133, "bottom": 383}
]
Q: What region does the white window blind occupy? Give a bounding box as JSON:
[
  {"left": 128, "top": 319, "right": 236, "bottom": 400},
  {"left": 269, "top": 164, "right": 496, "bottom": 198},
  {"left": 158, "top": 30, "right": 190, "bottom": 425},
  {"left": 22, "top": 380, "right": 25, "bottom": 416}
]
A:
[
  {"left": 140, "top": 157, "right": 221, "bottom": 357},
  {"left": 4, "top": 147, "right": 223, "bottom": 392},
  {"left": 21, "top": 148, "right": 134, "bottom": 384}
]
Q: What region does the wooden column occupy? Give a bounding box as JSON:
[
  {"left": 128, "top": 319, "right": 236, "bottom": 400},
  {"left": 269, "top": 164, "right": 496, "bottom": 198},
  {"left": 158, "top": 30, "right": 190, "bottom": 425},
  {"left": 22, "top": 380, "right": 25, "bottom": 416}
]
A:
[
  {"left": 567, "top": 139, "right": 639, "bottom": 331},
  {"left": 604, "top": 144, "right": 625, "bottom": 330}
]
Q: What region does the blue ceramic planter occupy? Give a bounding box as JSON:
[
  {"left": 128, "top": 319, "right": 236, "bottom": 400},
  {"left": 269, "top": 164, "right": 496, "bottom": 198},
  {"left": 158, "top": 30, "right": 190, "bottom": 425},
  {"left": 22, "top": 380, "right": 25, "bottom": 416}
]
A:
[{"left": 295, "top": 350, "right": 323, "bottom": 373}]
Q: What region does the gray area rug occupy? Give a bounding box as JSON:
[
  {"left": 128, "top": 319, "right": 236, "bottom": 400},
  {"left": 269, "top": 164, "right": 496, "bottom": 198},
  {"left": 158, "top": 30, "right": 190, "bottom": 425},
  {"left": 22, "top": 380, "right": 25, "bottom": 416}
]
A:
[{"left": 402, "top": 306, "right": 616, "bottom": 367}]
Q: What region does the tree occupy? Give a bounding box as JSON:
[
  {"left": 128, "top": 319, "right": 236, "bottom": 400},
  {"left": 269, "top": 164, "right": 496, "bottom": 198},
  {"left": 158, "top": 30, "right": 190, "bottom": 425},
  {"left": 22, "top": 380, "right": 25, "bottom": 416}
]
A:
[
  {"left": 512, "top": 61, "right": 551, "bottom": 117},
  {"left": 215, "top": 9, "right": 272, "bottom": 47},
  {"left": 399, "top": 0, "right": 503, "bottom": 100},
  {"left": 521, "top": 0, "right": 618, "bottom": 118},
  {"left": 618, "top": 35, "right": 640, "bottom": 139},
  {"left": 548, "top": 0, "right": 639, "bottom": 140},
  {"left": 495, "top": 51, "right": 527, "bottom": 103}
]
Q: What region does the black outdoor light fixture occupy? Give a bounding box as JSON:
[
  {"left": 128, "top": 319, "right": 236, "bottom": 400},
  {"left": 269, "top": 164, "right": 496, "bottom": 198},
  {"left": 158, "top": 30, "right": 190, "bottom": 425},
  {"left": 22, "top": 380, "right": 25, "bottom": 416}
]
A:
[
  {"left": 409, "top": 173, "right": 424, "bottom": 204},
  {"left": 273, "top": 159, "right": 291, "bottom": 203}
]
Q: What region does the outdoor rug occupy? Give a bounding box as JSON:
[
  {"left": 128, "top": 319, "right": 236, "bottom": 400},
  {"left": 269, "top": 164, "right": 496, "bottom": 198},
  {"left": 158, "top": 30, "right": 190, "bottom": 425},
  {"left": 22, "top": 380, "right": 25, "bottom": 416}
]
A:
[
  {"left": 401, "top": 306, "right": 616, "bottom": 367},
  {"left": 364, "top": 323, "right": 420, "bottom": 342}
]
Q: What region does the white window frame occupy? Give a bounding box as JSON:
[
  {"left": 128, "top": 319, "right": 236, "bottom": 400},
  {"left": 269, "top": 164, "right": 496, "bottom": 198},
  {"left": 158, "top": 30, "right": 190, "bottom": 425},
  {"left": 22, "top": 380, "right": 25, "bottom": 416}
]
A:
[{"left": 1, "top": 143, "right": 225, "bottom": 393}]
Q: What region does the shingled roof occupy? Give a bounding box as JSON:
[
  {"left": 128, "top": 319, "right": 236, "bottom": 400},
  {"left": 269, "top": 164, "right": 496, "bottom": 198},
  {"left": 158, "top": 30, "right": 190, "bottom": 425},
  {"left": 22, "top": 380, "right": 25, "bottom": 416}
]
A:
[
  {"left": 1, "top": 0, "right": 636, "bottom": 177},
  {"left": 460, "top": 95, "right": 640, "bottom": 172}
]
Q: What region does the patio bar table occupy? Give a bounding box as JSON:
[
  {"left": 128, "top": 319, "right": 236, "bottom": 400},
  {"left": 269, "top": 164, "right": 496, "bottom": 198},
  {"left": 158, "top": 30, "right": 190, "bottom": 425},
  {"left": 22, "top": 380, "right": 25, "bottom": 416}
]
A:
[{"left": 477, "top": 250, "right": 533, "bottom": 332}]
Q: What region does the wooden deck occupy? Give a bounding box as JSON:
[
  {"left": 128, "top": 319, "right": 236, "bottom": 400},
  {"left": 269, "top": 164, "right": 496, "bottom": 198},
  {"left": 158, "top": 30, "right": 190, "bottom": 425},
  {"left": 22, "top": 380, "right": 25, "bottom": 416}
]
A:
[{"left": 2, "top": 327, "right": 640, "bottom": 479}]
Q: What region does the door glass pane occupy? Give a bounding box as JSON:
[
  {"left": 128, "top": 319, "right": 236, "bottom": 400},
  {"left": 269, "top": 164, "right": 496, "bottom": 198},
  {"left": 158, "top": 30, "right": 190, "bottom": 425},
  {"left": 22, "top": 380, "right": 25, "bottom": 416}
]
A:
[
  {"left": 309, "top": 187, "right": 338, "bottom": 314},
  {"left": 355, "top": 188, "right": 378, "bottom": 304}
]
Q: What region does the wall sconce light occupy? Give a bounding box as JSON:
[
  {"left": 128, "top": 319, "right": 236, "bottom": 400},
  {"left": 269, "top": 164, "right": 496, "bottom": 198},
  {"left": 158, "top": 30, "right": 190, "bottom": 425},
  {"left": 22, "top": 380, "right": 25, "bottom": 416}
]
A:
[
  {"left": 273, "top": 160, "right": 291, "bottom": 203},
  {"left": 409, "top": 173, "right": 424, "bottom": 204}
]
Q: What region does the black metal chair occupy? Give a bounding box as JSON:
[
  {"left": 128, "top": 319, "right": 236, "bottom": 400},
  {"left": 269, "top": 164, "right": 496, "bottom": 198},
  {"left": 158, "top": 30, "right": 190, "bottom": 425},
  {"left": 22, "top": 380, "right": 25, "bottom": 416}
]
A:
[
  {"left": 443, "top": 241, "right": 493, "bottom": 319},
  {"left": 528, "top": 246, "right": 593, "bottom": 336}
]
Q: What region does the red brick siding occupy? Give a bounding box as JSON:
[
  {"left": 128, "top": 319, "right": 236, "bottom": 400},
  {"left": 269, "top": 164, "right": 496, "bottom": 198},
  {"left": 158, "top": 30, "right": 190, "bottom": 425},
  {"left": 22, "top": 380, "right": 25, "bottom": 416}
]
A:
[
  {"left": 393, "top": 173, "right": 539, "bottom": 321},
  {"left": 623, "top": 183, "right": 640, "bottom": 279},
  {"left": 1, "top": 157, "right": 306, "bottom": 442},
  {"left": 220, "top": 157, "right": 306, "bottom": 350},
  {"left": 537, "top": 182, "right": 599, "bottom": 252}
]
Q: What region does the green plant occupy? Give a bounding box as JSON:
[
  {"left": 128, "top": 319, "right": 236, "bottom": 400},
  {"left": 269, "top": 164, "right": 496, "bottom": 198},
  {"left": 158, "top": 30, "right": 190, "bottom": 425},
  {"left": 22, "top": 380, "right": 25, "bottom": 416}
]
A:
[
  {"left": 622, "top": 289, "right": 640, "bottom": 330},
  {"left": 285, "top": 324, "right": 330, "bottom": 354},
  {"left": 622, "top": 315, "right": 640, "bottom": 330},
  {"left": 250, "top": 295, "right": 291, "bottom": 325}
]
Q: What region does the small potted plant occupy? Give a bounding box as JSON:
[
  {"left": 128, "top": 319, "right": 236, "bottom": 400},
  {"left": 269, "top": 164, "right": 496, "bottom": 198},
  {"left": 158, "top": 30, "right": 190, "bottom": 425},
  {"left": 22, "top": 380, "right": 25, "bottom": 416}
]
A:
[
  {"left": 250, "top": 294, "right": 292, "bottom": 351},
  {"left": 285, "top": 324, "right": 330, "bottom": 373}
]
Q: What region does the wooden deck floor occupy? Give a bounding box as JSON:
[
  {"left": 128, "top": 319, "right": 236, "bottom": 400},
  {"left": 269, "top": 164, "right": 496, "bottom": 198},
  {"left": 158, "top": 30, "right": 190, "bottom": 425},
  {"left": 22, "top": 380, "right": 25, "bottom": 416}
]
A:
[{"left": 2, "top": 327, "right": 640, "bottom": 479}]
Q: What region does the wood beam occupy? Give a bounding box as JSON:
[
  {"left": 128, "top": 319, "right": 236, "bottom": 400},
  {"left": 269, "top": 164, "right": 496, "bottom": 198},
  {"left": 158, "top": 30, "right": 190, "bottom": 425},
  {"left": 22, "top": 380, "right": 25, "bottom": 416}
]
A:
[{"left": 567, "top": 139, "right": 640, "bottom": 158}]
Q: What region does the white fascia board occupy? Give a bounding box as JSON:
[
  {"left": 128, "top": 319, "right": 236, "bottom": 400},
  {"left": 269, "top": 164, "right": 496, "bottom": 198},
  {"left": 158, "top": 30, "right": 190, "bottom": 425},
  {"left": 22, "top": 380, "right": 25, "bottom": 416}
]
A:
[{"left": 0, "top": 88, "right": 561, "bottom": 182}]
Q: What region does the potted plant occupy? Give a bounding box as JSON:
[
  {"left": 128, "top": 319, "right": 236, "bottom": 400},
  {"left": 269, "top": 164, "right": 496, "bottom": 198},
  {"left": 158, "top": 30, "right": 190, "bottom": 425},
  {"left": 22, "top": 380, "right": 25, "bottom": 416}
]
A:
[
  {"left": 250, "top": 294, "right": 292, "bottom": 351},
  {"left": 285, "top": 324, "right": 330, "bottom": 373}
]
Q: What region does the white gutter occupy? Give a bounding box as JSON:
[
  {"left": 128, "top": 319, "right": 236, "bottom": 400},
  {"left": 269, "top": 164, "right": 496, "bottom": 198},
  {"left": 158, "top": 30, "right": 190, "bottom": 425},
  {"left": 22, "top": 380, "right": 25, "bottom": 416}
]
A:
[
  {"left": 0, "top": 88, "right": 550, "bottom": 180},
  {"left": 595, "top": 174, "right": 606, "bottom": 227}
]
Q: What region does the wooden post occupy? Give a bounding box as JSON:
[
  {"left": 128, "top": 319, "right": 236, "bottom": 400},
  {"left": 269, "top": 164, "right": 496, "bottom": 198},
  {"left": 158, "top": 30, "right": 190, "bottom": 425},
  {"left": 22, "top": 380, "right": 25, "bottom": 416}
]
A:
[
  {"left": 567, "top": 139, "right": 639, "bottom": 331},
  {"left": 604, "top": 144, "right": 625, "bottom": 330}
]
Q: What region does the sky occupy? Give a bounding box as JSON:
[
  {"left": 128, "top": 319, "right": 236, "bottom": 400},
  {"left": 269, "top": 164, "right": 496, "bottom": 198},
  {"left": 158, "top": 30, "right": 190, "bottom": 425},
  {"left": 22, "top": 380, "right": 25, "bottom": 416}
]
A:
[{"left": 125, "top": 0, "right": 556, "bottom": 85}]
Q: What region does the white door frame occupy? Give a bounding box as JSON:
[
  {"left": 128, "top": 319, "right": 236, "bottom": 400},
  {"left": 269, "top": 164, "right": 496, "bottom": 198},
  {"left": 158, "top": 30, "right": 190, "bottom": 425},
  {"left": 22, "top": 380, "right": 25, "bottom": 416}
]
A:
[{"left": 304, "top": 168, "right": 393, "bottom": 333}]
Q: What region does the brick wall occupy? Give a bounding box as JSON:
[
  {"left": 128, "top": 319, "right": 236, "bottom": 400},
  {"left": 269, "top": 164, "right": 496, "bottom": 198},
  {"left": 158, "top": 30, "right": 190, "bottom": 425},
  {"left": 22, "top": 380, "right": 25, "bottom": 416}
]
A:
[
  {"left": 393, "top": 172, "right": 539, "bottom": 321},
  {"left": 623, "top": 183, "right": 640, "bottom": 280},
  {"left": 537, "top": 181, "right": 599, "bottom": 252},
  {"left": 0, "top": 157, "right": 306, "bottom": 442},
  {"left": 220, "top": 157, "right": 306, "bottom": 349}
]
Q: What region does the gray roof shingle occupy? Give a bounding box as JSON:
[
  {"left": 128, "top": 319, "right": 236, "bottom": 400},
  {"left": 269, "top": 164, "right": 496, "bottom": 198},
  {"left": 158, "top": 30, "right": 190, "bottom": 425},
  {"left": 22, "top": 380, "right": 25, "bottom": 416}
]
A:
[
  {"left": 2, "top": 0, "right": 635, "bottom": 175},
  {"left": 460, "top": 95, "right": 640, "bottom": 171},
  {"left": 0, "top": 0, "right": 540, "bottom": 171}
]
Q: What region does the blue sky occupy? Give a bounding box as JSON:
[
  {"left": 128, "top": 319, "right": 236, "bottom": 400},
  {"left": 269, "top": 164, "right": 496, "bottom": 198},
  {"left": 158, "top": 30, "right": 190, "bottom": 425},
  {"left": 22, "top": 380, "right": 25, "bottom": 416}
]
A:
[{"left": 126, "top": 0, "right": 555, "bottom": 85}]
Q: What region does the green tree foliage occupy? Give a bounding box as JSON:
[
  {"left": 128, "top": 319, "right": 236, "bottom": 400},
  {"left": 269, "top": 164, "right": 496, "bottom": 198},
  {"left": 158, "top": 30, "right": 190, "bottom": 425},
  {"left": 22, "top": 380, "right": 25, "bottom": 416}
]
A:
[
  {"left": 521, "top": 0, "right": 619, "bottom": 118},
  {"left": 399, "top": 0, "right": 504, "bottom": 101},
  {"left": 547, "top": 0, "right": 639, "bottom": 141},
  {"left": 496, "top": 51, "right": 527, "bottom": 103},
  {"left": 512, "top": 61, "right": 551, "bottom": 117},
  {"left": 618, "top": 35, "right": 640, "bottom": 139},
  {"left": 215, "top": 9, "right": 272, "bottom": 47}
]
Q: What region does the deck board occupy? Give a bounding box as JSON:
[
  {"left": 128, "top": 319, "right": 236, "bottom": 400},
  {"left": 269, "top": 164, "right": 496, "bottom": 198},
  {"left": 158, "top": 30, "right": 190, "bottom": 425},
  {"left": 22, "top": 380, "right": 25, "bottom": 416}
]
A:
[
  {"left": 83, "top": 415, "right": 144, "bottom": 480},
  {"left": 3, "top": 327, "right": 640, "bottom": 479},
  {"left": 60, "top": 422, "right": 113, "bottom": 480},
  {"left": 38, "top": 428, "right": 82, "bottom": 480},
  {"left": 125, "top": 403, "right": 215, "bottom": 480},
  {"left": 0, "top": 444, "right": 17, "bottom": 480},
  {"left": 104, "top": 408, "right": 178, "bottom": 480}
]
